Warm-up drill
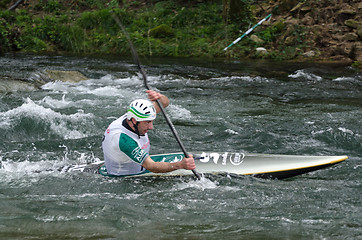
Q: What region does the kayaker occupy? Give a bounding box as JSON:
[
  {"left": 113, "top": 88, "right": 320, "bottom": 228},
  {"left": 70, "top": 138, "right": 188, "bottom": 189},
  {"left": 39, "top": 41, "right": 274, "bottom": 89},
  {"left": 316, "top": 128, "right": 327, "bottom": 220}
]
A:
[{"left": 102, "top": 90, "right": 196, "bottom": 176}]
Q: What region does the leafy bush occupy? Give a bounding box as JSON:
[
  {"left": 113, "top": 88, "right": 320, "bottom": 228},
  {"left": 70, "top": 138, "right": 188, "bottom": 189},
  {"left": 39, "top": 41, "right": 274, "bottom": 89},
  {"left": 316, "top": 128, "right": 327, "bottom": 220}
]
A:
[
  {"left": 0, "top": 0, "right": 311, "bottom": 60},
  {"left": 0, "top": 18, "right": 10, "bottom": 52},
  {"left": 23, "top": 36, "right": 47, "bottom": 52}
]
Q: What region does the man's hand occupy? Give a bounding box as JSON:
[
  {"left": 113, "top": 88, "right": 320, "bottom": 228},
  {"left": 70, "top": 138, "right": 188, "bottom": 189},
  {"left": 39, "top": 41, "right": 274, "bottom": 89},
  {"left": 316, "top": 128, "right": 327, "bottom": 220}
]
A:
[
  {"left": 146, "top": 90, "right": 162, "bottom": 101},
  {"left": 181, "top": 155, "right": 196, "bottom": 170},
  {"left": 146, "top": 90, "right": 170, "bottom": 112}
]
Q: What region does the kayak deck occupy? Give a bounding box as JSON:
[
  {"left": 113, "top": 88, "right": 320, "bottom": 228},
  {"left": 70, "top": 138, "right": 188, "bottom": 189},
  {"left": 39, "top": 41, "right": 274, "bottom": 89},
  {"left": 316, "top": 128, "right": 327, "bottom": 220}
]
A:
[{"left": 91, "top": 152, "right": 348, "bottom": 180}]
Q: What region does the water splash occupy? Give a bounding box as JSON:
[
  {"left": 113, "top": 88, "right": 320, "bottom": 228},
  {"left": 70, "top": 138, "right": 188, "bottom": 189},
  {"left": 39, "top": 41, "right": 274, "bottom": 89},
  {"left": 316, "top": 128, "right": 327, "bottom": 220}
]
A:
[
  {"left": 0, "top": 148, "right": 100, "bottom": 175},
  {"left": 0, "top": 97, "right": 94, "bottom": 139},
  {"left": 175, "top": 176, "right": 218, "bottom": 191},
  {"left": 225, "top": 129, "right": 239, "bottom": 135},
  {"left": 288, "top": 69, "right": 322, "bottom": 81},
  {"left": 168, "top": 104, "right": 192, "bottom": 120}
]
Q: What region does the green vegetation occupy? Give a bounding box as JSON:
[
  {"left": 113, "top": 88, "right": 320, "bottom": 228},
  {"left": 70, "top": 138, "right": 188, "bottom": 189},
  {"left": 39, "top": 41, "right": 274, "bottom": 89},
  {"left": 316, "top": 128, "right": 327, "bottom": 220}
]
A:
[{"left": 0, "top": 0, "right": 309, "bottom": 60}]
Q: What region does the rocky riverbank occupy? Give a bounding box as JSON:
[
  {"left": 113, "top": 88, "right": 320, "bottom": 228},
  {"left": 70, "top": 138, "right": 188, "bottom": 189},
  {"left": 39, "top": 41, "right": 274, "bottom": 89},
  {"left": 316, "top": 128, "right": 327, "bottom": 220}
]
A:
[{"left": 255, "top": 0, "right": 361, "bottom": 65}]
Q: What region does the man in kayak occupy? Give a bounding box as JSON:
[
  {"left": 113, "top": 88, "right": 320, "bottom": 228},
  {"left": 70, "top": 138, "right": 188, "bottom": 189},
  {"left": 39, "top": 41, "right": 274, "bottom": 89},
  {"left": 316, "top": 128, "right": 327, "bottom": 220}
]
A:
[{"left": 102, "top": 90, "right": 196, "bottom": 176}]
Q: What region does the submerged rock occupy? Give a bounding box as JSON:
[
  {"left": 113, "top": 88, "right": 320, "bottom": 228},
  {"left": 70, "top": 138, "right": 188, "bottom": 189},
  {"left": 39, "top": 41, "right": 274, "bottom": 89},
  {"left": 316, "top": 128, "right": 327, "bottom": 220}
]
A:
[
  {"left": 0, "top": 70, "right": 88, "bottom": 94},
  {"left": 0, "top": 77, "right": 36, "bottom": 93},
  {"left": 40, "top": 70, "right": 88, "bottom": 83},
  {"left": 29, "top": 69, "right": 88, "bottom": 86}
]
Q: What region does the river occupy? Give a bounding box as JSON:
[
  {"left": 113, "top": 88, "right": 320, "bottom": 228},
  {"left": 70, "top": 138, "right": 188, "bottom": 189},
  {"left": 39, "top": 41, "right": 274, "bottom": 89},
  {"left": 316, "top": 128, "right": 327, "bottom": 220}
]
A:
[{"left": 0, "top": 53, "right": 361, "bottom": 239}]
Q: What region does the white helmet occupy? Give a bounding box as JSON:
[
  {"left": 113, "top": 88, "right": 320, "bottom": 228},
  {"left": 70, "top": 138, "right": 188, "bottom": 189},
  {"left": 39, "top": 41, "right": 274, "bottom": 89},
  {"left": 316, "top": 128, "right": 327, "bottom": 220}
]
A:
[{"left": 127, "top": 99, "right": 156, "bottom": 121}]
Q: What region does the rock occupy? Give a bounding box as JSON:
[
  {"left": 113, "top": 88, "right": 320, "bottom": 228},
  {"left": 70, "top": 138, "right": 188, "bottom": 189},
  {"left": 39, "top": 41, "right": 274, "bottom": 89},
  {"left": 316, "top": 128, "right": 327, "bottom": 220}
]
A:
[
  {"left": 44, "top": 70, "right": 88, "bottom": 83},
  {"left": 300, "top": 6, "right": 311, "bottom": 12},
  {"left": 250, "top": 34, "right": 264, "bottom": 44},
  {"left": 331, "top": 45, "right": 345, "bottom": 56},
  {"left": 303, "top": 50, "right": 316, "bottom": 57},
  {"left": 344, "top": 19, "right": 359, "bottom": 29},
  {"left": 329, "top": 55, "right": 351, "bottom": 62},
  {"left": 356, "top": 50, "right": 362, "bottom": 62},
  {"left": 336, "top": 7, "right": 357, "bottom": 25},
  {"left": 348, "top": 44, "right": 359, "bottom": 60},
  {"left": 357, "top": 25, "right": 362, "bottom": 39},
  {"left": 343, "top": 42, "right": 354, "bottom": 56},
  {"left": 326, "top": 23, "right": 339, "bottom": 32},
  {"left": 272, "top": 21, "right": 286, "bottom": 33},
  {"left": 330, "top": 43, "right": 354, "bottom": 58},
  {"left": 284, "top": 17, "right": 299, "bottom": 25},
  {"left": 343, "top": 33, "right": 358, "bottom": 41},
  {"left": 256, "top": 47, "right": 268, "bottom": 54},
  {"left": 290, "top": 2, "right": 304, "bottom": 13},
  {"left": 30, "top": 70, "right": 88, "bottom": 85},
  {"left": 0, "top": 78, "right": 36, "bottom": 93},
  {"left": 284, "top": 36, "right": 295, "bottom": 46},
  {"left": 333, "top": 33, "right": 345, "bottom": 41},
  {"left": 279, "top": 0, "right": 299, "bottom": 12},
  {"left": 301, "top": 15, "right": 314, "bottom": 25},
  {"left": 337, "top": 9, "right": 357, "bottom": 16}
]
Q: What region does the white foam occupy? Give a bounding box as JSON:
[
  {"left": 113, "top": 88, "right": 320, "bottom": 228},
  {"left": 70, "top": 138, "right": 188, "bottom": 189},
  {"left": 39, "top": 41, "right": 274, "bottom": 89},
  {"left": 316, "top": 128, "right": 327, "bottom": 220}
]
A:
[
  {"left": 302, "top": 219, "right": 331, "bottom": 224},
  {"left": 0, "top": 148, "right": 101, "bottom": 176},
  {"left": 70, "top": 85, "right": 92, "bottom": 93},
  {"left": 35, "top": 213, "right": 96, "bottom": 222},
  {"left": 41, "top": 81, "right": 69, "bottom": 92},
  {"left": 175, "top": 177, "right": 218, "bottom": 191},
  {"left": 311, "top": 128, "right": 332, "bottom": 135},
  {"left": 211, "top": 76, "right": 270, "bottom": 83},
  {"left": 99, "top": 74, "right": 115, "bottom": 82},
  {"left": 87, "top": 86, "right": 124, "bottom": 96},
  {"left": 41, "top": 75, "right": 143, "bottom": 101},
  {"left": 332, "top": 77, "right": 355, "bottom": 82},
  {"left": 240, "top": 76, "right": 270, "bottom": 83},
  {"left": 1, "top": 159, "right": 55, "bottom": 173},
  {"left": 114, "top": 75, "right": 145, "bottom": 86},
  {"left": 225, "top": 129, "right": 239, "bottom": 135},
  {"left": 168, "top": 104, "right": 192, "bottom": 120},
  {"left": 312, "top": 127, "right": 355, "bottom": 136},
  {"left": 41, "top": 95, "right": 72, "bottom": 108},
  {"left": 0, "top": 98, "right": 94, "bottom": 139},
  {"left": 288, "top": 70, "right": 322, "bottom": 81},
  {"left": 338, "top": 127, "right": 354, "bottom": 135}
]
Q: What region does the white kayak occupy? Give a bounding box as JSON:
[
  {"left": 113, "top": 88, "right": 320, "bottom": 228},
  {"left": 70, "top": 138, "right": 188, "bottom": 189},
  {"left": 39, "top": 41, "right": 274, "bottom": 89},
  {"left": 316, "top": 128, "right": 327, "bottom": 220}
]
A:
[{"left": 75, "top": 152, "right": 347, "bottom": 180}]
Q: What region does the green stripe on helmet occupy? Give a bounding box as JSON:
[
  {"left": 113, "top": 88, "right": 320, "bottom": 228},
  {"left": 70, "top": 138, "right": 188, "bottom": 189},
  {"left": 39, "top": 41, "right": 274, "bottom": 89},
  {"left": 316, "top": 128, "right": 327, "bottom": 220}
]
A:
[{"left": 128, "top": 107, "right": 150, "bottom": 119}]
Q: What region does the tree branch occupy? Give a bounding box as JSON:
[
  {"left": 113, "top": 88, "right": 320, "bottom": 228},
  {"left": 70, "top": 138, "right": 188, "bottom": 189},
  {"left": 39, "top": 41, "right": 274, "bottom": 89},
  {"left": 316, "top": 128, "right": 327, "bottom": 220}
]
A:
[{"left": 8, "top": 0, "right": 24, "bottom": 11}]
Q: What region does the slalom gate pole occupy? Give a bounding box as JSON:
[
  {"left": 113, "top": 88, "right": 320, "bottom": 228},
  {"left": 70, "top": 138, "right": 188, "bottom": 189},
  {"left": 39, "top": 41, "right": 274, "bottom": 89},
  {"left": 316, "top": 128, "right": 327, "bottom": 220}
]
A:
[{"left": 224, "top": 13, "right": 272, "bottom": 51}]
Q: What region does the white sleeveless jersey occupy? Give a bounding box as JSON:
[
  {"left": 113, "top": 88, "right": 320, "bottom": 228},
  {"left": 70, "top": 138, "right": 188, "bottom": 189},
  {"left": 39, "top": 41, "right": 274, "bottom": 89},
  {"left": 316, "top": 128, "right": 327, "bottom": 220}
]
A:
[{"left": 102, "top": 114, "right": 150, "bottom": 175}]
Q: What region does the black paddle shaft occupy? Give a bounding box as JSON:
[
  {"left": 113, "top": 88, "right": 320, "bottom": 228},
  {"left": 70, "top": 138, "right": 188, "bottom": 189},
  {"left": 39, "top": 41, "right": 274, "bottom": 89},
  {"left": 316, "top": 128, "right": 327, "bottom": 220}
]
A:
[{"left": 112, "top": 13, "right": 201, "bottom": 180}]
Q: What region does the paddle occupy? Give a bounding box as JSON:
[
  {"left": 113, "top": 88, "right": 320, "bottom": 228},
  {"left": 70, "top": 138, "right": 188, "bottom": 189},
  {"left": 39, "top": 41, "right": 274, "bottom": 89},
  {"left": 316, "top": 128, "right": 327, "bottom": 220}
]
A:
[{"left": 112, "top": 13, "right": 201, "bottom": 180}]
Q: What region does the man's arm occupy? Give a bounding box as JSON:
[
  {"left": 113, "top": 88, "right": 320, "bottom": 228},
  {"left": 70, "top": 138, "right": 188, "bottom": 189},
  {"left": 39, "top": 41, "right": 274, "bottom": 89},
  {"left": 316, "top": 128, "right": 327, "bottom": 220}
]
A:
[
  {"left": 142, "top": 155, "right": 195, "bottom": 173},
  {"left": 146, "top": 90, "right": 169, "bottom": 113}
]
